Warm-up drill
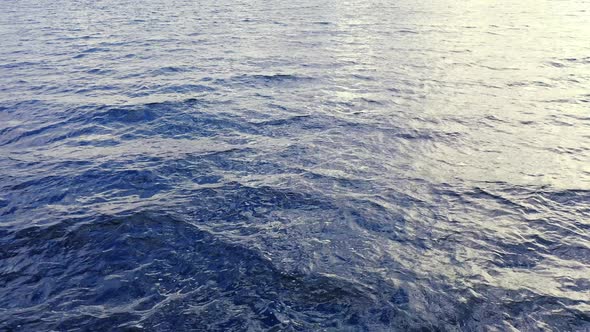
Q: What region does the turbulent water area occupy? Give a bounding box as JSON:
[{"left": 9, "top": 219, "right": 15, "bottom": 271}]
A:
[{"left": 1, "top": 0, "right": 589, "bottom": 330}]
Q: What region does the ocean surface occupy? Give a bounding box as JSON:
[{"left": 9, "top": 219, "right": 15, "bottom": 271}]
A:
[{"left": 1, "top": 0, "right": 589, "bottom": 330}]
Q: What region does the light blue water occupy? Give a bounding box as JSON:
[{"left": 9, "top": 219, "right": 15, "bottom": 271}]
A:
[{"left": 1, "top": 0, "right": 589, "bottom": 330}]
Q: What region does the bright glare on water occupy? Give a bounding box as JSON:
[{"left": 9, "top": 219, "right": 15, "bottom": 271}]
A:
[{"left": 1, "top": 0, "right": 589, "bottom": 330}]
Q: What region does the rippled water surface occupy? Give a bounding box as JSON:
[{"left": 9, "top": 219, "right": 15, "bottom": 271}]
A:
[{"left": 1, "top": 0, "right": 590, "bottom": 330}]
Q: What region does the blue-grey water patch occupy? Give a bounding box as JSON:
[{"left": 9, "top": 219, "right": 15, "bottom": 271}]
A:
[{"left": 1, "top": 0, "right": 589, "bottom": 330}]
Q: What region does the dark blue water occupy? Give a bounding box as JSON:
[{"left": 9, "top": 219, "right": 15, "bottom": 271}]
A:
[{"left": 1, "top": 0, "right": 590, "bottom": 330}]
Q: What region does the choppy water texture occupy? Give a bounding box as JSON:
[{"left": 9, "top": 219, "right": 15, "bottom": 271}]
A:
[{"left": 1, "top": 0, "right": 590, "bottom": 331}]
